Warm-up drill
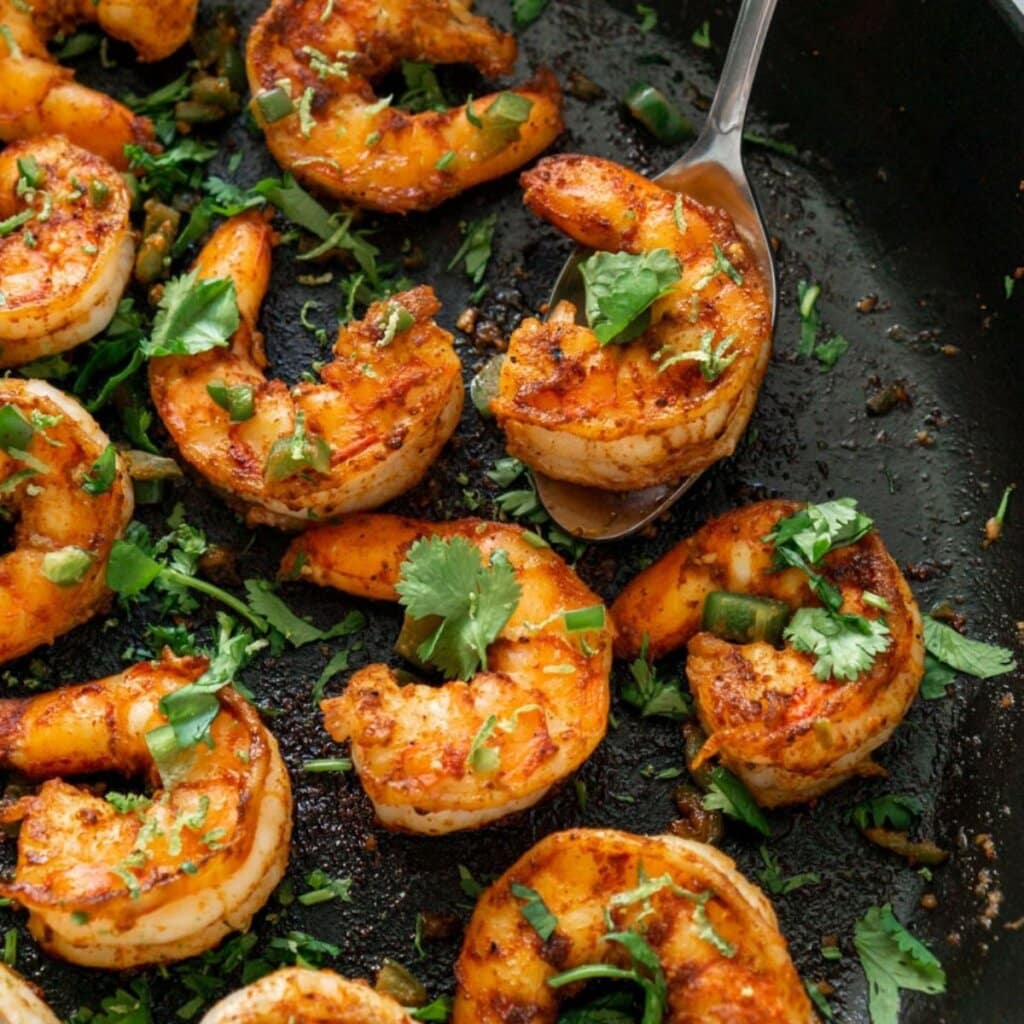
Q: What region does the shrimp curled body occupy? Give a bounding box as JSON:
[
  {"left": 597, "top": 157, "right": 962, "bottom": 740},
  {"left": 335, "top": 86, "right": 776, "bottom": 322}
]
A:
[
  {"left": 280, "top": 516, "right": 614, "bottom": 834},
  {"left": 0, "top": 965, "right": 60, "bottom": 1024},
  {"left": 611, "top": 500, "right": 925, "bottom": 806},
  {"left": 245, "top": 0, "right": 563, "bottom": 212},
  {"left": 0, "top": 657, "right": 292, "bottom": 968},
  {"left": 0, "top": 136, "right": 134, "bottom": 366},
  {"left": 0, "top": 0, "right": 199, "bottom": 164},
  {"left": 493, "top": 155, "right": 772, "bottom": 491},
  {"left": 148, "top": 213, "right": 464, "bottom": 528},
  {"left": 453, "top": 828, "right": 814, "bottom": 1023},
  {"left": 0, "top": 378, "right": 133, "bottom": 664},
  {"left": 199, "top": 967, "right": 412, "bottom": 1024}
]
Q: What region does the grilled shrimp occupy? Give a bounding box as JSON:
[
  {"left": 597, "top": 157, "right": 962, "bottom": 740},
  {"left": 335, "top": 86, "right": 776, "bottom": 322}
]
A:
[
  {"left": 453, "top": 828, "right": 814, "bottom": 1023},
  {"left": 148, "top": 213, "right": 464, "bottom": 529},
  {"left": 0, "top": 656, "right": 292, "bottom": 968},
  {"left": 0, "top": 136, "right": 133, "bottom": 366},
  {"left": 245, "top": 0, "right": 563, "bottom": 212},
  {"left": 0, "top": 965, "right": 60, "bottom": 1024},
  {"left": 199, "top": 967, "right": 412, "bottom": 1023},
  {"left": 0, "top": 0, "right": 200, "bottom": 164},
  {"left": 0, "top": 378, "right": 132, "bottom": 664},
  {"left": 280, "top": 516, "right": 614, "bottom": 834},
  {"left": 611, "top": 500, "right": 925, "bottom": 806},
  {"left": 492, "top": 155, "right": 772, "bottom": 491}
]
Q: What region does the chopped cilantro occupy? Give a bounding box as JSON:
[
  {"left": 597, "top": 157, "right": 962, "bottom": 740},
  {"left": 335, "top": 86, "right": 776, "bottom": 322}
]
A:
[
  {"left": 622, "top": 636, "right": 692, "bottom": 718},
  {"left": 922, "top": 615, "right": 1016, "bottom": 679},
  {"left": 578, "top": 249, "right": 681, "bottom": 345},
  {"left": 448, "top": 214, "right": 497, "bottom": 286},
  {"left": 756, "top": 846, "right": 821, "bottom": 895},
  {"left": 395, "top": 535, "right": 521, "bottom": 680},
  {"left": 511, "top": 882, "right": 557, "bottom": 940},
  {"left": 636, "top": 3, "right": 657, "bottom": 31},
  {"left": 850, "top": 794, "right": 923, "bottom": 832},
  {"left": 853, "top": 904, "right": 945, "bottom": 1024},
  {"left": 298, "top": 868, "right": 353, "bottom": 906},
  {"left": 692, "top": 19, "right": 712, "bottom": 48},
  {"left": 82, "top": 443, "right": 118, "bottom": 495},
  {"left": 784, "top": 607, "right": 891, "bottom": 682},
  {"left": 264, "top": 411, "right": 331, "bottom": 482},
  {"left": 702, "top": 766, "right": 771, "bottom": 837},
  {"left": 142, "top": 271, "right": 239, "bottom": 357},
  {"left": 512, "top": 0, "right": 549, "bottom": 28},
  {"left": 655, "top": 328, "right": 737, "bottom": 380}
]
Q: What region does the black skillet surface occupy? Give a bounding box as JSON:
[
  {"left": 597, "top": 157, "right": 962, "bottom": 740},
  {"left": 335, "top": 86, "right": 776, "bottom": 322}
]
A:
[{"left": 1, "top": 0, "right": 1022, "bottom": 1020}]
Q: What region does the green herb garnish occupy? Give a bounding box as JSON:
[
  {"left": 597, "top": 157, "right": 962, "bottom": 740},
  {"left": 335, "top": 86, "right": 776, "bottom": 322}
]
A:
[
  {"left": 395, "top": 535, "right": 521, "bottom": 680},
  {"left": 579, "top": 248, "right": 681, "bottom": 345},
  {"left": 853, "top": 904, "right": 945, "bottom": 1024}
]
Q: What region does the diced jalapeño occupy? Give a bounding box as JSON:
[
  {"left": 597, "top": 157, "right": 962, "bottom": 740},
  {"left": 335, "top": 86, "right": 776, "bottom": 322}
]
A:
[{"left": 701, "top": 591, "right": 790, "bottom": 645}]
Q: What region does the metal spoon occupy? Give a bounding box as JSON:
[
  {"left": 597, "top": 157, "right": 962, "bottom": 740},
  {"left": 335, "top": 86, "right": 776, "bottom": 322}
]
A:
[{"left": 532, "top": 0, "right": 780, "bottom": 540}]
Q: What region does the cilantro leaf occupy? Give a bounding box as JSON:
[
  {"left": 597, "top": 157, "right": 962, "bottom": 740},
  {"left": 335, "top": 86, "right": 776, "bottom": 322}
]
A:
[
  {"left": 785, "top": 607, "right": 892, "bottom": 682},
  {"left": 513, "top": 0, "right": 550, "bottom": 27},
  {"left": 448, "top": 214, "right": 496, "bottom": 286},
  {"left": 142, "top": 271, "right": 240, "bottom": 357},
  {"left": 243, "top": 579, "right": 325, "bottom": 647},
  {"left": 578, "top": 249, "right": 681, "bottom": 345},
  {"left": 767, "top": 498, "right": 874, "bottom": 569},
  {"left": 395, "top": 536, "right": 521, "bottom": 680},
  {"left": 919, "top": 652, "right": 957, "bottom": 700},
  {"left": 756, "top": 846, "right": 821, "bottom": 895},
  {"left": 411, "top": 996, "right": 453, "bottom": 1022},
  {"left": 702, "top": 766, "right": 772, "bottom": 837},
  {"left": 153, "top": 613, "right": 258, "bottom": 754},
  {"left": 922, "top": 615, "right": 1016, "bottom": 679},
  {"left": 853, "top": 904, "right": 945, "bottom": 1024},
  {"left": 622, "top": 637, "right": 692, "bottom": 718},
  {"left": 851, "top": 794, "right": 923, "bottom": 832},
  {"left": 511, "top": 882, "right": 557, "bottom": 941},
  {"left": 82, "top": 443, "right": 118, "bottom": 495}
]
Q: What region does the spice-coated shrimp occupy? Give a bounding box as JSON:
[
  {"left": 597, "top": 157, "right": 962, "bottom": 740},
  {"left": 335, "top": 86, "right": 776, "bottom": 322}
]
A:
[
  {"left": 0, "top": 656, "right": 292, "bottom": 968},
  {"left": 245, "top": 0, "right": 563, "bottom": 212}
]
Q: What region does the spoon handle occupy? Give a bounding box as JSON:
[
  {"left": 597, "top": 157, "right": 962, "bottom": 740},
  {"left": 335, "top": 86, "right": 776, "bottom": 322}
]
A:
[{"left": 702, "top": 0, "right": 778, "bottom": 141}]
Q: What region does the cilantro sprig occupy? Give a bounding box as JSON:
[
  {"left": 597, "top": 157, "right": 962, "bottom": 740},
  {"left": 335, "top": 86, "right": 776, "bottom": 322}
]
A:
[
  {"left": 622, "top": 637, "right": 692, "bottom": 718},
  {"left": 141, "top": 270, "right": 240, "bottom": 358},
  {"left": 766, "top": 499, "right": 892, "bottom": 682},
  {"left": 853, "top": 904, "right": 945, "bottom": 1024},
  {"left": 395, "top": 536, "right": 521, "bottom": 680},
  {"left": 578, "top": 249, "right": 681, "bottom": 345}
]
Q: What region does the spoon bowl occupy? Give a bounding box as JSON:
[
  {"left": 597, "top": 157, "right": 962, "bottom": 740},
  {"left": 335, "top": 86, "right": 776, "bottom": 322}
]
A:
[{"left": 532, "top": 0, "right": 779, "bottom": 540}]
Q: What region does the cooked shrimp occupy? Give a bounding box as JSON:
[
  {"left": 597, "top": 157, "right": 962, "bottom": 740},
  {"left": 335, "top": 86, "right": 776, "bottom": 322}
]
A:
[
  {"left": 492, "top": 155, "right": 772, "bottom": 491},
  {"left": 0, "top": 0, "right": 201, "bottom": 165},
  {"left": 280, "top": 515, "right": 614, "bottom": 834},
  {"left": 453, "top": 828, "right": 814, "bottom": 1023},
  {"left": 611, "top": 500, "right": 925, "bottom": 806},
  {"left": 148, "top": 213, "right": 464, "bottom": 529},
  {"left": 0, "top": 965, "right": 60, "bottom": 1024},
  {"left": 0, "top": 378, "right": 133, "bottom": 664},
  {"left": 0, "top": 136, "right": 133, "bottom": 366},
  {"left": 199, "top": 967, "right": 412, "bottom": 1024},
  {"left": 245, "top": 0, "right": 563, "bottom": 212},
  {"left": 0, "top": 655, "right": 292, "bottom": 968}
]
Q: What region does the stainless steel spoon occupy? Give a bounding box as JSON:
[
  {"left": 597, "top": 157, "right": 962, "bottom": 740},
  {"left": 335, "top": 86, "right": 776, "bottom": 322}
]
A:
[{"left": 532, "top": 0, "right": 780, "bottom": 540}]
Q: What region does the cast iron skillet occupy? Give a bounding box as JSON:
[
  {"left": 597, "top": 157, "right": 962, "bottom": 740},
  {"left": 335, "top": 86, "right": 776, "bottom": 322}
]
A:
[{"left": 0, "top": 0, "right": 1021, "bottom": 1020}]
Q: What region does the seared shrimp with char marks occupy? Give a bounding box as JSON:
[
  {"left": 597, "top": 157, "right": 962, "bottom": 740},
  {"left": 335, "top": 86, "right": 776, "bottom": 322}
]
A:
[
  {"left": 0, "top": 136, "right": 133, "bottom": 366},
  {"left": 199, "top": 967, "right": 413, "bottom": 1024},
  {"left": 280, "top": 516, "right": 614, "bottom": 834},
  {"left": 0, "top": 965, "right": 59, "bottom": 1024},
  {"left": 612, "top": 500, "right": 924, "bottom": 806},
  {"left": 0, "top": 378, "right": 132, "bottom": 664},
  {"left": 0, "top": 656, "right": 292, "bottom": 968},
  {"left": 148, "top": 213, "right": 463, "bottom": 528},
  {"left": 492, "top": 155, "right": 772, "bottom": 491},
  {"left": 246, "top": 0, "right": 563, "bottom": 212},
  {"left": 453, "top": 828, "right": 814, "bottom": 1023},
  {"left": 0, "top": 0, "right": 200, "bottom": 164}
]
